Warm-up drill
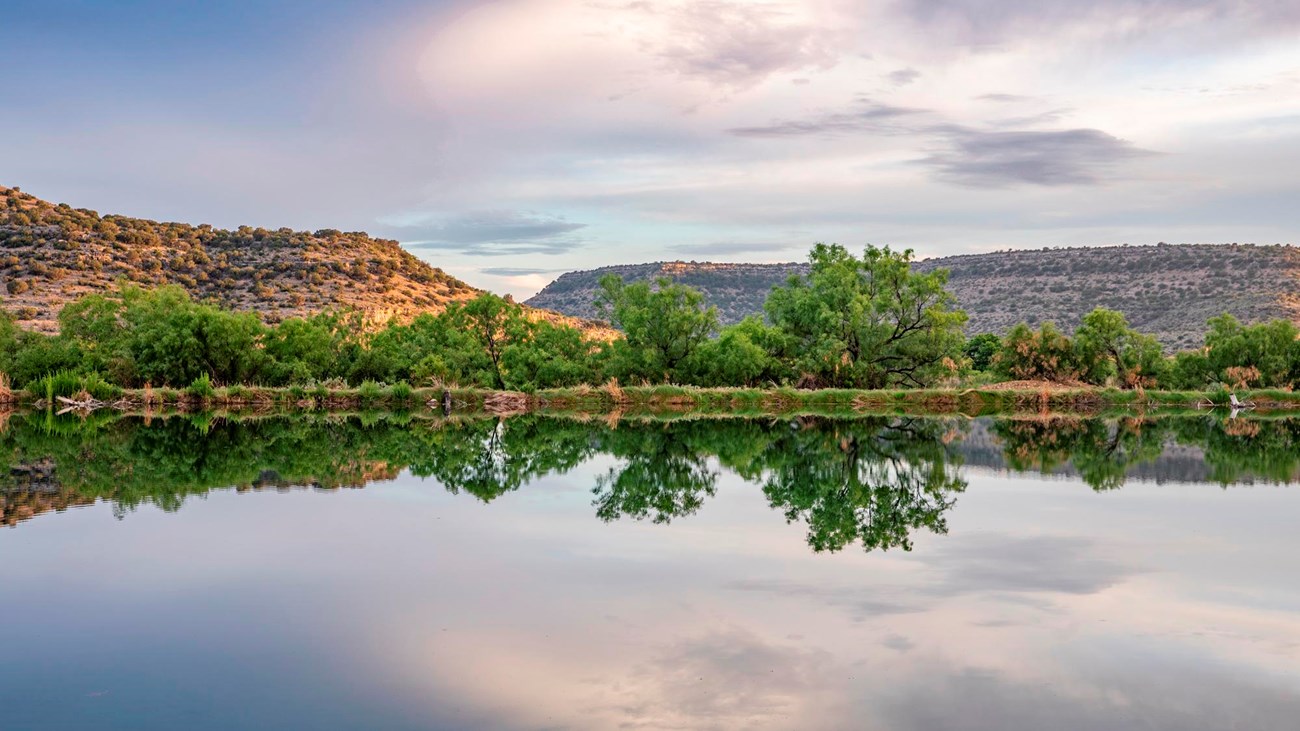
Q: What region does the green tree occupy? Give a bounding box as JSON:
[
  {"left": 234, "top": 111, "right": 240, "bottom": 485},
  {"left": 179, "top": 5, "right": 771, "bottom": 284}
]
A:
[
  {"left": 963, "top": 333, "right": 1001, "bottom": 372},
  {"left": 1204, "top": 314, "right": 1300, "bottom": 388},
  {"left": 685, "top": 317, "right": 784, "bottom": 387},
  {"left": 264, "top": 311, "right": 360, "bottom": 384},
  {"left": 447, "top": 293, "right": 521, "bottom": 389},
  {"left": 765, "top": 244, "right": 966, "bottom": 389},
  {"left": 596, "top": 275, "right": 717, "bottom": 383},
  {"left": 1073, "top": 308, "right": 1167, "bottom": 387},
  {"left": 500, "top": 319, "right": 597, "bottom": 390},
  {"left": 592, "top": 425, "right": 719, "bottom": 524}
]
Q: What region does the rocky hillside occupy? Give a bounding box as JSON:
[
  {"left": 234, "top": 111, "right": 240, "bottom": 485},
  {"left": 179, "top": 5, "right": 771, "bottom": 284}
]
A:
[
  {"left": 529, "top": 261, "right": 810, "bottom": 327},
  {"left": 0, "top": 185, "right": 602, "bottom": 335},
  {"left": 527, "top": 244, "right": 1300, "bottom": 349}
]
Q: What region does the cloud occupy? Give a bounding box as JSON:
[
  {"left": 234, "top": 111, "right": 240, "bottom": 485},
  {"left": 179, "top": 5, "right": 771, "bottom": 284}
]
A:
[
  {"left": 478, "top": 266, "right": 564, "bottom": 277},
  {"left": 880, "top": 634, "right": 916, "bottom": 652},
  {"left": 727, "top": 97, "right": 1151, "bottom": 187},
  {"left": 889, "top": 0, "right": 1300, "bottom": 49},
  {"left": 387, "top": 210, "right": 587, "bottom": 256},
  {"left": 881, "top": 660, "right": 1300, "bottom": 731},
  {"left": 976, "top": 93, "right": 1036, "bottom": 103},
  {"left": 597, "top": 627, "right": 846, "bottom": 727},
  {"left": 727, "top": 534, "right": 1138, "bottom": 627},
  {"left": 648, "top": 1, "right": 842, "bottom": 88},
  {"left": 887, "top": 67, "right": 921, "bottom": 86},
  {"left": 666, "top": 241, "right": 796, "bottom": 256},
  {"left": 986, "top": 107, "right": 1075, "bottom": 128},
  {"left": 915, "top": 533, "right": 1140, "bottom": 596},
  {"left": 725, "top": 579, "right": 922, "bottom": 619},
  {"left": 919, "top": 127, "right": 1155, "bottom": 186},
  {"left": 727, "top": 98, "right": 926, "bottom": 137}
]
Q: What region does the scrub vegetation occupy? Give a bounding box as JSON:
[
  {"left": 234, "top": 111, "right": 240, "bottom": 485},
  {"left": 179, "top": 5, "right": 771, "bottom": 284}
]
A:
[{"left": 5, "top": 224, "right": 1300, "bottom": 411}]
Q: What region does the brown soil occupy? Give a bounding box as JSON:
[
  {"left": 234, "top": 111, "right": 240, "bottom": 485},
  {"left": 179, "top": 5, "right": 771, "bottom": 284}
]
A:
[{"left": 979, "top": 379, "right": 1095, "bottom": 392}]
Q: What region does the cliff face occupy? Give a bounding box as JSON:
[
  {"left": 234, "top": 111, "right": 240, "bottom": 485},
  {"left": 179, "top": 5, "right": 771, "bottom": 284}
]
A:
[
  {"left": 526, "top": 244, "right": 1300, "bottom": 348},
  {"left": 0, "top": 185, "right": 600, "bottom": 334}
]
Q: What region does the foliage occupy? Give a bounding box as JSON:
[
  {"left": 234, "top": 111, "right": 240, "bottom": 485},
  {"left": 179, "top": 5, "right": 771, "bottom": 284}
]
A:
[
  {"left": 6, "top": 412, "right": 1300, "bottom": 549},
  {"left": 7, "top": 237, "right": 1300, "bottom": 395},
  {"left": 685, "top": 317, "right": 786, "bottom": 387},
  {"left": 1073, "top": 307, "right": 1168, "bottom": 387},
  {"left": 963, "top": 333, "right": 1001, "bottom": 372},
  {"left": 1202, "top": 314, "right": 1300, "bottom": 388},
  {"left": 993, "top": 322, "right": 1077, "bottom": 382},
  {"left": 765, "top": 244, "right": 967, "bottom": 389},
  {"left": 187, "top": 373, "right": 216, "bottom": 400},
  {"left": 523, "top": 243, "right": 1300, "bottom": 354},
  {"left": 596, "top": 275, "right": 718, "bottom": 383}
]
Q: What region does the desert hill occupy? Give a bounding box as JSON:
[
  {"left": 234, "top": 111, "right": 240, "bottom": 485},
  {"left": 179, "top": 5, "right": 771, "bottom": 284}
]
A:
[
  {"left": 526, "top": 244, "right": 1300, "bottom": 349},
  {"left": 0, "top": 185, "right": 600, "bottom": 334}
]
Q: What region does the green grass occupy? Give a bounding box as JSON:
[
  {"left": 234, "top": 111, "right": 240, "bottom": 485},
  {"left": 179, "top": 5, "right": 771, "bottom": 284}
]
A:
[
  {"left": 25, "top": 370, "right": 124, "bottom": 402},
  {"left": 8, "top": 381, "right": 1300, "bottom": 417}
]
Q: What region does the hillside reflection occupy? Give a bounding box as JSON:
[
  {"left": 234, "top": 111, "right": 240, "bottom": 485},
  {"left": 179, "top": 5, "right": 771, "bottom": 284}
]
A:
[{"left": 3, "top": 412, "right": 1297, "bottom": 547}]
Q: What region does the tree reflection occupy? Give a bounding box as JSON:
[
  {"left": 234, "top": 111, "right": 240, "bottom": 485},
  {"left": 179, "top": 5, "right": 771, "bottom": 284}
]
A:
[
  {"left": 991, "top": 417, "right": 1169, "bottom": 491},
  {"left": 755, "top": 418, "right": 967, "bottom": 552},
  {"left": 586, "top": 417, "right": 967, "bottom": 552},
  {"left": 3, "top": 411, "right": 1300, "bottom": 548},
  {"left": 401, "top": 416, "right": 595, "bottom": 501},
  {"left": 592, "top": 424, "right": 719, "bottom": 524}
]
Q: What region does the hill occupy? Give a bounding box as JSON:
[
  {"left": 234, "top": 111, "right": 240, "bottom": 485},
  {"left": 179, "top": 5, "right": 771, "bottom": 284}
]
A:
[
  {"left": 0, "top": 185, "right": 602, "bottom": 335},
  {"left": 526, "top": 244, "right": 1300, "bottom": 349}
]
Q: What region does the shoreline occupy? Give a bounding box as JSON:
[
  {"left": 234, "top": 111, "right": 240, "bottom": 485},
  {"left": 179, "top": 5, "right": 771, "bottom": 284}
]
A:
[{"left": 5, "top": 383, "right": 1300, "bottom": 419}]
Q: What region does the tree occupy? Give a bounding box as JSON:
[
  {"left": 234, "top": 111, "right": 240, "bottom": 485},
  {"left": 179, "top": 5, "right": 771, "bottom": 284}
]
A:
[
  {"left": 595, "top": 275, "right": 717, "bottom": 383},
  {"left": 263, "top": 311, "right": 360, "bottom": 385},
  {"left": 685, "top": 317, "right": 784, "bottom": 387},
  {"left": 500, "top": 318, "right": 597, "bottom": 390},
  {"left": 993, "top": 322, "right": 1077, "bottom": 382},
  {"left": 765, "top": 244, "right": 967, "bottom": 389},
  {"left": 1204, "top": 314, "right": 1300, "bottom": 388},
  {"left": 1073, "top": 308, "right": 1167, "bottom": 387},
  {"left": 447, "top": 294, "right": 521, "bottom": 389},
  {"left": 963, "top": 333, "right": 1001, "bottom": 372}
]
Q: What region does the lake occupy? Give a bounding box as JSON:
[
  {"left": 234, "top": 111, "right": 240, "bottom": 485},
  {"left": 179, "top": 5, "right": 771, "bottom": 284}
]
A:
[{"left": 2, "top": 412, "right": 1299, "bottom": 730}]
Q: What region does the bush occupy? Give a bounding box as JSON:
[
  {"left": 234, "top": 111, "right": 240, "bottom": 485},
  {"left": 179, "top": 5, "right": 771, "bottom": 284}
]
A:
[
  {"left": 80, "top": 371, "right": 123, "bottom": 401},
  {"left": 389, "top": 381, "right": 413, "bottom": 403},
  {"left": 187, "top": 373, "right": 216, "bottom": 400},
  {"left": 358, "top": 380, "right": 384, "bottom": 404}
]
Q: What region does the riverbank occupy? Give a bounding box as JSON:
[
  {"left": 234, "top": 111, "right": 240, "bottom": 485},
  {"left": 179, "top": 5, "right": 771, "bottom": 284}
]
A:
[{"left": 6, "top": 381, "right": 1300, "bottom": 418}]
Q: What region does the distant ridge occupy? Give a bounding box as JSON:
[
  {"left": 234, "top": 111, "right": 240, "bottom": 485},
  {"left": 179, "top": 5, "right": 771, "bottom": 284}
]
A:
[
  {"left": 526, "top": 244, "right": 1300, "bottom": 349},
  {"left": 0, "top": 185, "right": 602, "bottom": 334}
]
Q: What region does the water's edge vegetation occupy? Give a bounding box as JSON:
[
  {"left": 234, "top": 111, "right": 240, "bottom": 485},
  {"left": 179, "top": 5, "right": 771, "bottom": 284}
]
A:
[
  {"left": 6, "top": 383, "right": 1300, "bottom": 418},
  {"left": 6, "top": 243, "right": 1300, "bottom": 409}
]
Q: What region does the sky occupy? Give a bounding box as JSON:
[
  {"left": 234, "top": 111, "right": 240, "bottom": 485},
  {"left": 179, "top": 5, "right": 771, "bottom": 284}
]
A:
[{"left": 3, "top": 0, "right": 1299, "bottom": 298}]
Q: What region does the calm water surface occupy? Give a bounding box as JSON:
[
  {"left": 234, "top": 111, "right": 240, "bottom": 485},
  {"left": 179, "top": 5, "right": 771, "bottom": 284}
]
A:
[{"left": 2, "top": 413, "right": 1298, "bottom": 730}]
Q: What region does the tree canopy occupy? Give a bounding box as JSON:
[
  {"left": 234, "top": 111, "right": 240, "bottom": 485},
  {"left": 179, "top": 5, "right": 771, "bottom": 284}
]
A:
[{"left": 765, "top": 244, "right": 967, "bottom": 389}]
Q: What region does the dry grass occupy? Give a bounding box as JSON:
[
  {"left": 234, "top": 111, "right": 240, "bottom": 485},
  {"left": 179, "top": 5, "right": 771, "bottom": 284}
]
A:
[{"left": 979, "top": 379, "right": 1093, "bottom": 392}]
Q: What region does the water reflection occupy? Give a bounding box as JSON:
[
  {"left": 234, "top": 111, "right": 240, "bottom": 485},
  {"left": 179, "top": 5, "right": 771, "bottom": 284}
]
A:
[
  {"left": 3, "top": 411, "right": 1300, "bottom": 730},
  {"left": 3, "top": 412, "right": 1298, "bottom": 540}
]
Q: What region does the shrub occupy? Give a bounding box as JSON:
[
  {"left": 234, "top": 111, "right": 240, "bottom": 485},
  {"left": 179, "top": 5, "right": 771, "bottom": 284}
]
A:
[
  {"left": 358, "top": 380, "right": 384, "bottom": 404},
  {"left": 187, "top": 373, "right": 216, "bottom": 400},
  {"left": 389, "top": 381, "right": 413, "bottom": 403},
  {"left": 80, "top": 371, "right": 122, "bottom": 401}
]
